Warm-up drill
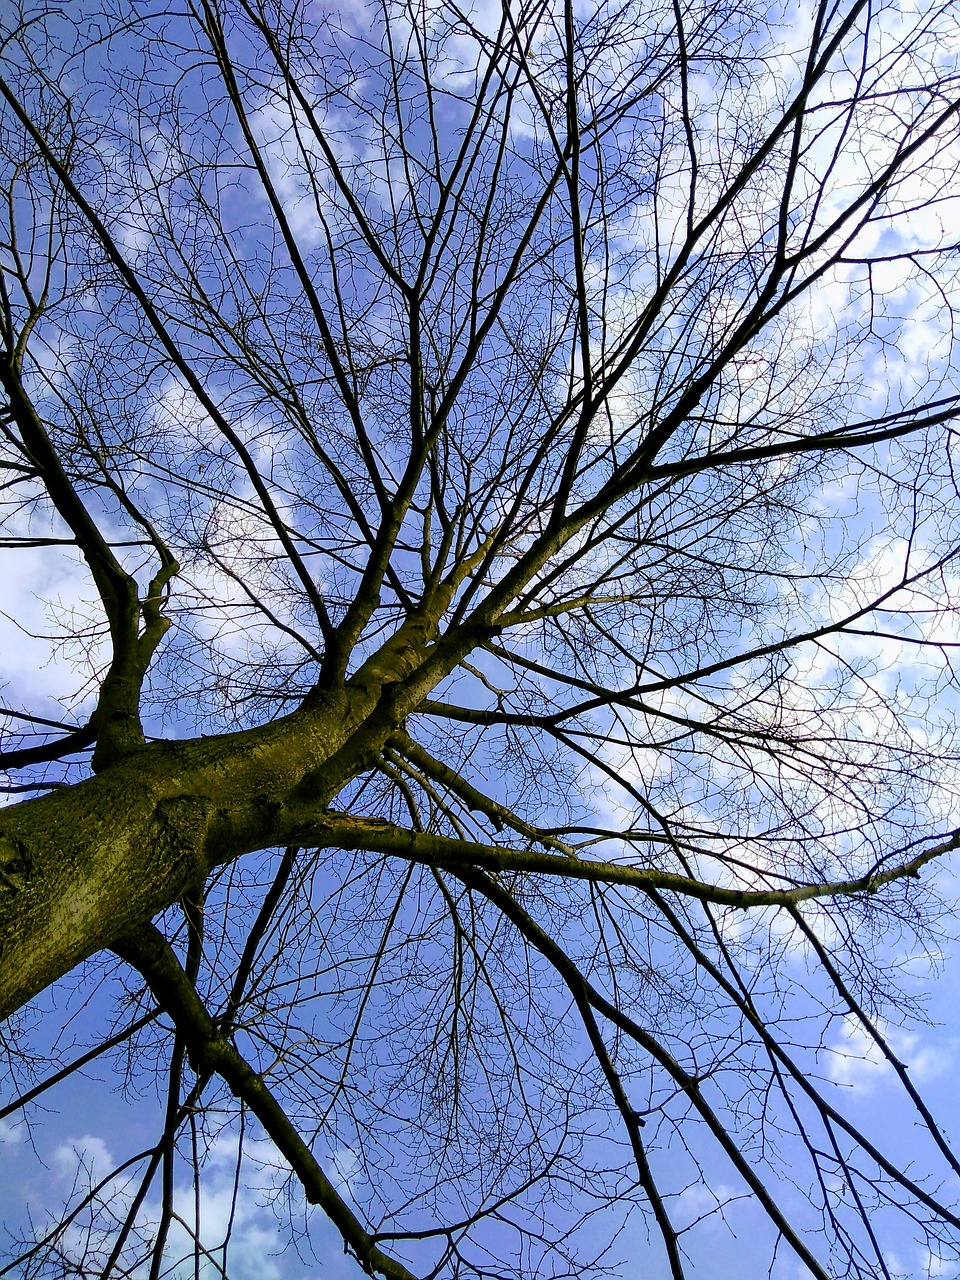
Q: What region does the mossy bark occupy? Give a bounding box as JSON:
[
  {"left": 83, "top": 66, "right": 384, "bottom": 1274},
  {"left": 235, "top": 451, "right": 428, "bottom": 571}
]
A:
[{"left": 0, "top": 688, "right": 374, "bottom": 1020}]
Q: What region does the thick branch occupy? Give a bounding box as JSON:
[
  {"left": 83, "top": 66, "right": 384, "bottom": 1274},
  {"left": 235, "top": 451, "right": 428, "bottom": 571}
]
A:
[
  {"left": 306, "top": 813, "right": 960, "bottom": 909},
  {"left": 0, "top": 719, "right": 96, "bottom": 768},
  {"left": 112, "top": 922, "right": 418, "bottom": 1280}
]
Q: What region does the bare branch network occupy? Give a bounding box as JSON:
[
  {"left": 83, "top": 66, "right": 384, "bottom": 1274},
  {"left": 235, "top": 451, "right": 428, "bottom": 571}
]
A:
[{"left": 1, "top": 0, "right": 960, "bottom": 1276}]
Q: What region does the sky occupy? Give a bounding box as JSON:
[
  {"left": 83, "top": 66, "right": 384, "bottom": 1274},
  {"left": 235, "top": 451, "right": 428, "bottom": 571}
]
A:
[
  {"left": 3, "top": 0, "right": 960, "bottom": 1276},
  {"left": 4, "top": 938, "right": 960, "bottom": 1279}
]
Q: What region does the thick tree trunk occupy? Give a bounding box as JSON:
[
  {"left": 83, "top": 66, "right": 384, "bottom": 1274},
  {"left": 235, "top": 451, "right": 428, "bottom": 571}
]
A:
[{"left": 0, "top": 687, "right": 377, "bottom": 1020}]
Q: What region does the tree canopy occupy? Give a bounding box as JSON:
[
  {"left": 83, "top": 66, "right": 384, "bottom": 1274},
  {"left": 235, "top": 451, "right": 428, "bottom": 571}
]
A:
[{"left": 2, "top": 0, "right": 960, "bottom": 1275}]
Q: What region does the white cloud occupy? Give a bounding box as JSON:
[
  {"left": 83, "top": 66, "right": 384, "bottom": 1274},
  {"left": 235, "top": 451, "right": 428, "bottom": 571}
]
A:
[
  {"left": 676, "top": 1180, "right": 745, "bottom": 1231},
  {"left": 921, "top": 1245, "right": 960, "bottom": 1279},
  {"left": 38, "top": 1128, "right": 313, "bottom": 1279},
  {"left": 331, "top": 1145, "right": 362, "bottom": 1201},
  {"left": 0, "top": 537, "right": 103, "bottom": 710},
  {"left": 825, "top": 1014, "right": 947, "bottom": 1094},
  {"left": 52, "top": 1133, "right": 115, "bottom": 1181},
  {"left": 0, "top": 1117, "right": 23, "bottom": 1145}
]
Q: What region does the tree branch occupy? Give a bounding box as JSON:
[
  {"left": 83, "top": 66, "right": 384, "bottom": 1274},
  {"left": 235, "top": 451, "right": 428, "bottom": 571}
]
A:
[
  {"left": 112, "top": 921, "right": 420, "bottom": 1280},
  {"left": 306, "top": 812, "right": 960, "bottom": 910}
]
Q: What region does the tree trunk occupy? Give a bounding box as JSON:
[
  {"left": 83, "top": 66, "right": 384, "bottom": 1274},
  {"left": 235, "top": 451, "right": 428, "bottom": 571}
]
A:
[{"left": 0, "top": 687, "right": 375, "bottom": 1019}]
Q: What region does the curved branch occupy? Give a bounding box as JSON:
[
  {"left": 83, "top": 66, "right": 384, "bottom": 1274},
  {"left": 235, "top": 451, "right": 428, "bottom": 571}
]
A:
[{"left": 307, "top": 812, "right": 960, "bottom": 910}]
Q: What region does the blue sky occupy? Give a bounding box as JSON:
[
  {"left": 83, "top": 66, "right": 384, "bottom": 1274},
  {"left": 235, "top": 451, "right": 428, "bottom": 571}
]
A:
[{"left": 3, "top": 0, "right": 960, "bottom": 1275}]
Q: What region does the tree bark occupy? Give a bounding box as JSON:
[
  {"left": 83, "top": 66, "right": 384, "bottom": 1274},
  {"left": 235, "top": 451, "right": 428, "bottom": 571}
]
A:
[{"left": 0, "top": 688, "right": 367, "bottom": 1019}]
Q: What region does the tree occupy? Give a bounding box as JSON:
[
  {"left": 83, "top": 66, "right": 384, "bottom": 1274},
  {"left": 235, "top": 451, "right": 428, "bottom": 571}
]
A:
[{"left": 1, "top": 0, "right": 960, "bottom": 1274}]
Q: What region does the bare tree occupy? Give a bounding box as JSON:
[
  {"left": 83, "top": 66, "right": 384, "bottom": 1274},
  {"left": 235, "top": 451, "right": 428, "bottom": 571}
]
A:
[{"left": 1, "top": 0, "right": 960, "bottom": 1275}]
